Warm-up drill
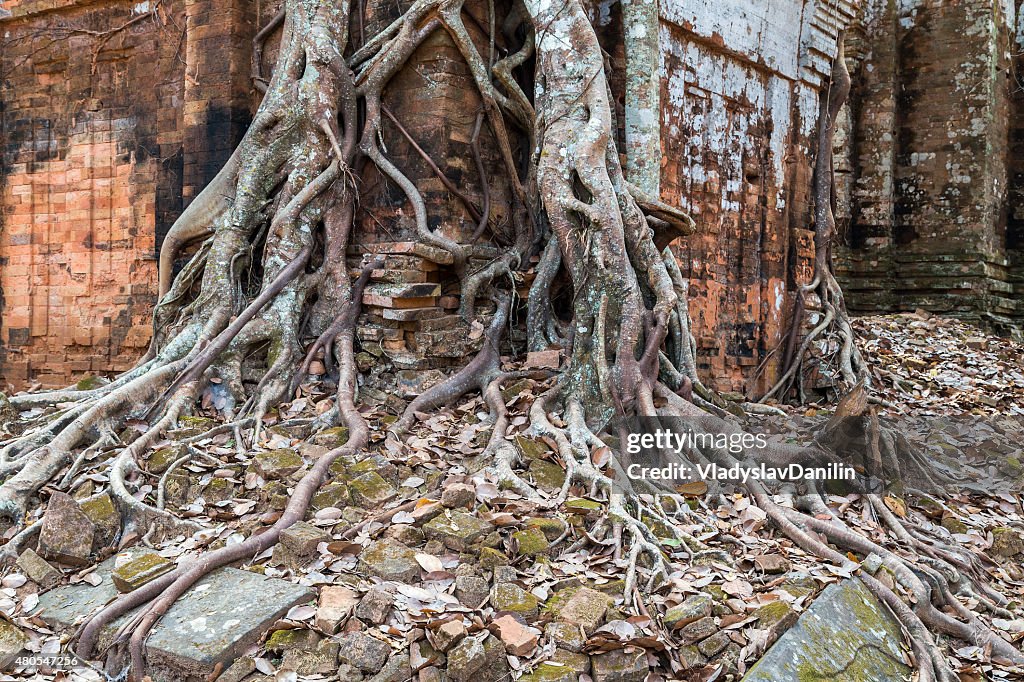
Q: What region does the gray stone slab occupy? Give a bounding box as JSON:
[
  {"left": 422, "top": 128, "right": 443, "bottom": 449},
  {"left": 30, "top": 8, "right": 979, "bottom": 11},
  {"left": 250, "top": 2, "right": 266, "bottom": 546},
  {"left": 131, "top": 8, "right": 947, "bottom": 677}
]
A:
[
  {"left": 35, "top": 549, "right": 142, "bottom": 629},
  {"left": 741, "top": 577, "right": 911, "bottom": 682},
  {"left": 143, "top": 567, "right": 314, "bottom": 680},
  {"left": 36, "top": 550, "right": 313, "bottom": 681}
]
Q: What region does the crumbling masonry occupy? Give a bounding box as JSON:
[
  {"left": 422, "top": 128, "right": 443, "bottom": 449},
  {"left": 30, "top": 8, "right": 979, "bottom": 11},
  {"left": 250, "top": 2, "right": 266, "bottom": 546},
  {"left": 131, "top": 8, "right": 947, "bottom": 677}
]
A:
[
  {"left": 8, "top": 0, "right": 1015, "bottom": 394},
  {"left": 837, "top": 0, "right": 1024, "bottom": 335}
]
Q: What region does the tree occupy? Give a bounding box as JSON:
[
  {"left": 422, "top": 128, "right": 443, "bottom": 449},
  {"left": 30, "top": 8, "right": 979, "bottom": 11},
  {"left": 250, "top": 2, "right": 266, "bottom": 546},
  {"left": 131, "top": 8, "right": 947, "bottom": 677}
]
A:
[{"left": 0, "top": 0, "right": 1018, "bottom": 679}]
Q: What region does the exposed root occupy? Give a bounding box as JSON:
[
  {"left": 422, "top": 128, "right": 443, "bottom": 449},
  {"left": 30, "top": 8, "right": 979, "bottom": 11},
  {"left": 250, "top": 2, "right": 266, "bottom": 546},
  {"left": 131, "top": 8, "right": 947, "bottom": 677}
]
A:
[
  {"left": 481, "top": 372, "right": 540, "bottom": 498},
  {"left": 651, "top": 384, "right": 1021, "bottom": 679},
  {"left": 762, "top": 34, "right": 867, "bottom": 403},
  {"left": 390, "top": 293, "right": 510, "bottom": 436}
]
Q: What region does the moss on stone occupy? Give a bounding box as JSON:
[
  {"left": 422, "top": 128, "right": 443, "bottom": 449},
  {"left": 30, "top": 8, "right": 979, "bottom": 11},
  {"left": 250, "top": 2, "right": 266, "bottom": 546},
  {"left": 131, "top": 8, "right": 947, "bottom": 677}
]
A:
[
  {"left": 0, "top": 620, "right": 26, "bottom": 656},
  {"left": 491, "top": 583, "right": 539, "bottom": 615},
  {"left": 112, "top": 551, "right": 174, "bottom": 591},
  {"left": 517, "top": 663, "right": 576, "bottom": 682},
  {"left": 266, "top": 628, "right": 317, "bottom": 652},
  {"left": 562, "top": 498, "right": 602, "bottom": 517},
  {"left": 267, "top": 423, "right": 310, "bottom": 440},
  {"left": 179, "top": 415, "right": 215, "bottom": 427},
  {"left": 526, "top": 517, "right": 567, "bottom": 541},
  {"left": 79, "top": 493, "right": 118, "bottom": 528},
  {"left": 146, "top": 446, "right": 182, "bottom": 474},
  {"left": 543, "top": 585, "right": 580, "bottom": 614},
  {"left": 479, "top": 547, "right": 510, "bottom": 568},
  {"left": 311, "top": 483, "right": 349, "bottom": 511},
  {"left": 991, "top": 526, "right": 1024, "bottom": 557},
  {"left": 792, "top": 583, "right": 907, "bottom": 682},
  {"left": 529, "top": 459, "right": 566, "bottom": 491},
  {"left": 705, "top": 585, "right": 727, "bottom": 602},
  {"left": 312, "top": 426, "right": 350, "bottom": 448},
  {"left": 252, "top": 449, "right": 303, "bottom": 479},
  {"left": 500, "top": 380, "right": 532, "bottom": 404},
  {"left": 79, "top": 492, "right": 119, "bottom": 549},
  {"left": 348, "top": 458, "right": 379, "bottom": 476},
  {"left": 349, "top": 471, "right": 397, "bottom": 508},
  {"left": 779, "top": 575, "right": 818, "bottom": 600},
  {"left": 940, "top": 515, "right": 967, "bottom": 534},
  {"left": 640, "top": 514, "right": 674, "bottom": 539},
  {"left": 202, "top": 477, "right": 235, "bottom": 503},
  {"left": 75, "top": 376, "right": 104, "bottom": 390},
  {"left": 261, "top": 481, "right": 290, "bottom": 511},
  {"left": 514, "top": 435, "right": 551, "bottom": 460},
  {"left": 752, "top": 600, "right": 793, "bottom": 628},
  {"left": 594, "top": 579, "right": 625, "bottom": 597},
  {"left": 746, "top": 580, "right": 910, "bottom": 682},
  {"left": 513, "top": 527, "right": 550, "bottom": 556},
  {"left": 163, "top": 473, "right": 191, "bottom": 505},
  {"left": 423, "top": 511, "right": 493, "bottom": 550}
]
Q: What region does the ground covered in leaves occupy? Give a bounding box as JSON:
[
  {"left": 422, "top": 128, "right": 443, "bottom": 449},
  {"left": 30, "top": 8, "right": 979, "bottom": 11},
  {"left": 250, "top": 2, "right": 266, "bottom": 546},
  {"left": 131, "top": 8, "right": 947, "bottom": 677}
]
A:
[
  {"left": 1, "top": 313, "right": 1023, "bottom": 682},
  {"left": 855, "top": 311, "right": 1024, "bottom": 415}
]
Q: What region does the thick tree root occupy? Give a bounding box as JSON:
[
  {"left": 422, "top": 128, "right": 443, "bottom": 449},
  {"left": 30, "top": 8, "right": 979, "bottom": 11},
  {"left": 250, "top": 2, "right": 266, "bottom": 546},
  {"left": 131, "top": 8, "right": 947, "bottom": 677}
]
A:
[
  {"left": 653, "top": 385, "right": 1022, "bottom": 679},
  {"left": 763, "top": 34, "right": 867, "bottom": 403}
]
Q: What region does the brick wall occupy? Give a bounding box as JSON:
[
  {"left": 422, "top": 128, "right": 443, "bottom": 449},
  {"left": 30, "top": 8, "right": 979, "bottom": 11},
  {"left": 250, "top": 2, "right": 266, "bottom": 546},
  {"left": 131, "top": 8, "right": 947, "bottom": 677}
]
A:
[
  {"left": 839, "top": 0, "right": 1024, "bottom": 333},
  {"left": 180, "top": 0, "right": 254, "bottom": 217},
  {"left": 0, "top": 0, "right": 188, "bottom": 388},
  {"left": 658, "top": 0, "right": 857, "bottom": 393},
  {"left": 0, "top": 0, "right": 855, "bottom": 393}
]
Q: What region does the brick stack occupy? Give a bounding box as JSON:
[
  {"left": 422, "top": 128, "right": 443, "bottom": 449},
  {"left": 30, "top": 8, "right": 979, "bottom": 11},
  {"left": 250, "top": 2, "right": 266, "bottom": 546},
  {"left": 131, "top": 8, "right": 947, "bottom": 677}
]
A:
[{"left": 352, "top": 242, "right": 510, "bottom": 370}]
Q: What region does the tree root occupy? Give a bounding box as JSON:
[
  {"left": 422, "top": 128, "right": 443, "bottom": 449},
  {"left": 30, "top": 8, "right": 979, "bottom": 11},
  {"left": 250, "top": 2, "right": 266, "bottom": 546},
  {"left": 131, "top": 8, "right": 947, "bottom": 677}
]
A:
[
  {"left": 762, "top": 34, "right": 867, "bottom": 403},
  {"left": 651, "top": 384, "right": 1021, "bottom": 678},
  {"left": 390, "top": 292, "right": 510, "bottom": 436}
]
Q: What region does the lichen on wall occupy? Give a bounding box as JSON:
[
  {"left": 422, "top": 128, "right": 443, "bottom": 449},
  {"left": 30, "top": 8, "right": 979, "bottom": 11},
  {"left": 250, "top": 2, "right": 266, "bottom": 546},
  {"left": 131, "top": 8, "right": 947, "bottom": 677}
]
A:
[
  {"left": 658, "top": 0, "right": 857, "bottom": 393},
  {"left": 839, "top": 0, "right": 1024, "bottom": 333}
]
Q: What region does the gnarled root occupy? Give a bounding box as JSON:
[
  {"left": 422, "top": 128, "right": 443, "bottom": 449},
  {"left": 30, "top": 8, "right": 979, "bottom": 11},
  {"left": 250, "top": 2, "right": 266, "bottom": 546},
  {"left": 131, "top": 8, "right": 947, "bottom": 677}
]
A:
[
  {"left": 653, "top": 385, "right": 1022, "bottom": 679},
  {"left": 762, "top": 34, "right": 867, "bottom": 404}
]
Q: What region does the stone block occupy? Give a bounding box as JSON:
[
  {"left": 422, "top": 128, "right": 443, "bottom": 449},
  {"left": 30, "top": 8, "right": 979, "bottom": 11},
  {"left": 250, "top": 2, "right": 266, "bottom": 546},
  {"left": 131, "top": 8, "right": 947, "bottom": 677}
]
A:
[
  {"left": 552, "top": 587, "right": 613, "bottom": 635},
  {"left": 37, "top": 554, "right": 313, "bottom": 681},
  {"left": 358, "top": 538, "right": 420, "bottom": 582},
  {"left": 279, "top": 521, "right": 330, "bottom": 556},
  {"left": 0, "top": 620, "right": 27, "bottom": 669},
  {"left": 37, "top": 492, "right": 94, "bottom": 567},
  {"left": 79, "top": 493, "right": 120, "bottom": 551},
  {"left": 315, "top": 585, "right": 359, "bottom": 633},
  {"left": 252, "top": 449, "right": 304, "bottom": 479},
  {"left": 741, "top": 578, "right": 912, "bottom": 682},
  {"left": 16, "top": 548, "right": 61, "bottom": 588},
  {"left": 354, "top": 585, "right": 394, "bottom": 625},
  {"left": 591, "top": 648, "right": 648, "bottom": 682},
  {"left": 664, "top": 594, "right": 713, "bottom": 629},
  {"left": 111, "top": 551, "right": 175, "bottom": 592},
  {"left": 349, "top": 472, "right": 398, "bottom": 508},
  {"left": 423, "top": 511, "right": 494, "bottom": 551},
  {"left": 338, "top": 631, "right": 391, "bottom": 673},
  {"left": 490, "top": 583, "right": 538, "bottom": 617}
]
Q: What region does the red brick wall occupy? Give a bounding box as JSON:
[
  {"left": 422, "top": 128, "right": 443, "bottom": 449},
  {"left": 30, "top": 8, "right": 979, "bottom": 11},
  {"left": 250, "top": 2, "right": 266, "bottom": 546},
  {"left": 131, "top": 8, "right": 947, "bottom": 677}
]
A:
[
  {"left": 838, "top": 0, "right": 1024, "bottom": 330},
  {"left": 656, "top": 0, "right": 856, "bottom": 394},
  {"left": 1, "top": 0, "right": 853, "bottom": 394},
  {"left": 0, "top": 0, "right": 188, "bottom": 388}
]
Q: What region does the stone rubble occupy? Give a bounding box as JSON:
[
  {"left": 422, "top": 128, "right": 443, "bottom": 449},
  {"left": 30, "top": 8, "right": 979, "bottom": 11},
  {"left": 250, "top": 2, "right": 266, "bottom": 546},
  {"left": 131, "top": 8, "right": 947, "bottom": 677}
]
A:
[
  {"left": 36, "top": 492, "right": 95, "bottom": 567},
  {"left": 7, "top": 322, "right": 1024, "bottom": 681},
  {"left": 15, "top": 548, "right": 61, "bottom": 588},
  {"left": 111, "top": 551, "right": 175, "bottom": 592}
]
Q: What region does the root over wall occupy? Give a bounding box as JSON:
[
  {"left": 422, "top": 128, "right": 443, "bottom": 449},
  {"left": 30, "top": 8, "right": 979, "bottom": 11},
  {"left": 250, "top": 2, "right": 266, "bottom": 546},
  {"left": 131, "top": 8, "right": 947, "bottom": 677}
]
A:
[{"left": 1, "top": 0, "right": 856, "bottom": 395}]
